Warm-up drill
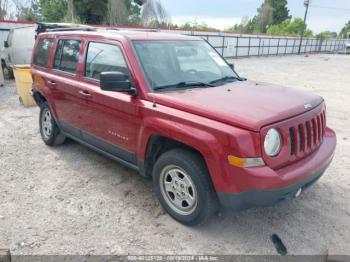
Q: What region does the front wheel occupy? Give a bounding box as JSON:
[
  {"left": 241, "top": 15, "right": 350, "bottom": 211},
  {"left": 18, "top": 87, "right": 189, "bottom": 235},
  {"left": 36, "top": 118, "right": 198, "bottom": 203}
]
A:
[
  {"left": 153, "top": 149, "right": 218, "bottom": 225},
  {"left": 39, "top": 102, "right": 66, "bottom": 146}
]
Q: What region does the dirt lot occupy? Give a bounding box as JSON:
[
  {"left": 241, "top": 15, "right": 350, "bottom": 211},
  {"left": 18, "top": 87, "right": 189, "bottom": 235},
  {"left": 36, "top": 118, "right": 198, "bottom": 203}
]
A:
[{"left": 0, "top": 54, "right": 349, "bottom": 257}]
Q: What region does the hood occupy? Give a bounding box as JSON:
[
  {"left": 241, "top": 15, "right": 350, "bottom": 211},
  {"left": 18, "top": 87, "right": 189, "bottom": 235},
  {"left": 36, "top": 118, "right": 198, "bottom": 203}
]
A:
[{"left": 151, "top": 80, "right": 323, "bottom": 131}]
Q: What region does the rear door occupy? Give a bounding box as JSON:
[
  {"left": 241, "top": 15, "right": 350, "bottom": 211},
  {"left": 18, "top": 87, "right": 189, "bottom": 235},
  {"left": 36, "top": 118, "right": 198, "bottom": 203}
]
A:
[
  {"left": 32, "top": 37, "right": 54, "bottom": 104},
  {"left": 46, "top": 37, "right": 85, "bottom": 137}
]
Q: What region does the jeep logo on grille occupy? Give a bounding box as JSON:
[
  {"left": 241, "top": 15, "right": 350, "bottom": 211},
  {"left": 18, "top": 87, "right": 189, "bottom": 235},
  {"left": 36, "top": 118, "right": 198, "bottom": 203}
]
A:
[{"left": 304, "top": 103, "right": 312, "bottom": 109}]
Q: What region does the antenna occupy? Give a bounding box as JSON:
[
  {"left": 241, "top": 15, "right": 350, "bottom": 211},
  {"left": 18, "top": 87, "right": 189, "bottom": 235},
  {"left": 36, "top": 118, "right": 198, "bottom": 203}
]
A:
[
  {"left": 152, "top": 102, "right": 157, "bottom": 108},
  {"left": 152, "top": 92, "right": 157, "bottom": 108}
]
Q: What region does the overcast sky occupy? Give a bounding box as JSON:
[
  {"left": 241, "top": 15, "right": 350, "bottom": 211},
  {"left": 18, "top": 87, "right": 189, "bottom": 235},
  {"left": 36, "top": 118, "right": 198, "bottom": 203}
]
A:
[{"left": 160, "top": 0, "right": 350, "bottom": 33}]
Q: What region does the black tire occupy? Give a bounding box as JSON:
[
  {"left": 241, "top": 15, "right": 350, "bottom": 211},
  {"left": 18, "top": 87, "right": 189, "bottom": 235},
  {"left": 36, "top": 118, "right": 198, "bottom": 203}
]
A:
[
  {"left": 2, "top": 63, "right": 13, "bottom": 79},
  {"left": 39, "top": 102, "right": 66, "bottom": 146},
  {"left": 153, "top": 148, "right": 218, "bottom": 226}
]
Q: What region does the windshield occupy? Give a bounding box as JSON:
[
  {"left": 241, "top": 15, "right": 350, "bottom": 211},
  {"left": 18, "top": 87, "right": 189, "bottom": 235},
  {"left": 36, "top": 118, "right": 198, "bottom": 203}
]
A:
[{"left": 133, "top": 40, "right": 239, "bottom": 91}]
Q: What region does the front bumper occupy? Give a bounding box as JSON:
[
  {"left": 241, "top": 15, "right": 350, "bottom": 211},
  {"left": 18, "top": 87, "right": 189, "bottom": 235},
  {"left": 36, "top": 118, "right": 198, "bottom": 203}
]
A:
[
  {"left": 218, "top": 162, "right": 330, "bottom": 210},
  {"left": 217, "top": 127, "right": 336, "bottom": 210}
]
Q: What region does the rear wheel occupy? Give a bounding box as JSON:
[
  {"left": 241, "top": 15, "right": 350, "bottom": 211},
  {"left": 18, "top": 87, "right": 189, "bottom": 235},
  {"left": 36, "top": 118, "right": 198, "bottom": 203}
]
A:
[
  {"left": 39, "top": 102, "right": 66, "bottom": 146},
  {"left": 153, "top": 149, "right": 218, "bottom": 225}
]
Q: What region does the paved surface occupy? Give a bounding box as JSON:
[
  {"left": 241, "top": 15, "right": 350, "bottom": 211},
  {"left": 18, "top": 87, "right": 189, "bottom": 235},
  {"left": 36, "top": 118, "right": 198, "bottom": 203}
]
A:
[{"left": 0, "top": 54, "right": 349, "bottom": 257}]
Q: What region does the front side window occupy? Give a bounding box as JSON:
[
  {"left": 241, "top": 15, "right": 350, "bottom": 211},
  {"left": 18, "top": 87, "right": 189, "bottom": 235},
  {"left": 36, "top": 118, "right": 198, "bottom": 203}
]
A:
[
  {"left": 53, "top": 39, "right": 81, "bottom": 74},
  {"left": 85, "top": 42, "right": 128, "bottom": 80},
  {"left": 33, "top": 38, "right": 53, "bottom": 67},
  {"left": 133, "top": 40, "right": 238, "bottom": 91}
]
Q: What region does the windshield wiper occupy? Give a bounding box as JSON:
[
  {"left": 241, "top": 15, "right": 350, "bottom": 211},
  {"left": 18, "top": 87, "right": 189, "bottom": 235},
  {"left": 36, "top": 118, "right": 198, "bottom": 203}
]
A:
[
  {"left": 153, "top": 81, "right": 215, "bottom": 91},
  {"left": 209, "top": 76, "right": 240, "bottom": 85}
]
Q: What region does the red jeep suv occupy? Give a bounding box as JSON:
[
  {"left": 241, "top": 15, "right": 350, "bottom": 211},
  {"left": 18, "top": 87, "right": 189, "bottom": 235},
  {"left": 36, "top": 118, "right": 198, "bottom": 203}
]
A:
[{"left": 31, "top": 29, "right": 336, "bottom": 225}]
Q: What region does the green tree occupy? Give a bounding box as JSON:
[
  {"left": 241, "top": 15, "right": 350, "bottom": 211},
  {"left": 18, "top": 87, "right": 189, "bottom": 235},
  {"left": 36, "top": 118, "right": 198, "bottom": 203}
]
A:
[
  {"left": 126, "top": 1, "right": 142, "bottom": 25},
  {"left": 266, "top": 18, "right": 313, "bottom": 37},
  {"left": 141, "top": 0, "right": 169, "bottom": 26},
  {"left": 30, "top": 0, "right": 153, "bottom": 26},
  {"left": 230, "top": 0, "right": 291, "bottom": 34},
  {"left": 316, "top": 31, "right": 337, "bottom": 40},
  {"left": 73, "top": 0, "right": 108, "bottom": 24},
  {"left": 339, "top": 21, "right": 350, "bottom": 38},
  {"left": 255, "top": 1, "right": 274, "bottom": 33},
  {"left": 27, "top": 0, "right": 41, "bottom": 21},
  {"left": 15, "top": 0, "right": 41, "bottom": 21},
  {"left": 106, "top": 0, "right": 128, "bottom": 25},
  {"left": 180, "top": 22, "right": 192, "bottom": 30},
  {"left": 39, "top": 0, "right": 67, "bottom": 22},
  {"left": 178, "top": 22, "right": 217, "bottom": 31},
  {"left": 254, "top": 0, "right": 291, "bottom": 33},
  {"left": 147, "top": 19, "right": 178, "bottom": 28},
  {"left": 268, "top": 0, "right": 290, "bottom": 25},
  {"left": 226, "top": 16, "right": 257, "bottom": 34}
]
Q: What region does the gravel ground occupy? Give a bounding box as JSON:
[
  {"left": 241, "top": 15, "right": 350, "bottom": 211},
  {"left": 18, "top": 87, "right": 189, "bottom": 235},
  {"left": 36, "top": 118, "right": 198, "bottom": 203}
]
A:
[{"left": 0, "top": 54, "right": 349, "bottom": 258}]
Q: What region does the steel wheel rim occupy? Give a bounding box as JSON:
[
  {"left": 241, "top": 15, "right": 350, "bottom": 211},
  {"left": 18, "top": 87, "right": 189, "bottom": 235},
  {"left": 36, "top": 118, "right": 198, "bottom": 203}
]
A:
[
  {"left": 41, "top": 108, "right": 53, "bottom": 140},
  {"left": 159, "top": 165, "right": 197, "bottom": 216}
]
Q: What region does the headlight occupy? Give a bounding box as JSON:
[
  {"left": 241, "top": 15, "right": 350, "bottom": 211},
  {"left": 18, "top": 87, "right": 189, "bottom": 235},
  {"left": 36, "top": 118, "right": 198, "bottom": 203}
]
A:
[{"left": 264, "top": 128, "right": 282, "bottom": 157}]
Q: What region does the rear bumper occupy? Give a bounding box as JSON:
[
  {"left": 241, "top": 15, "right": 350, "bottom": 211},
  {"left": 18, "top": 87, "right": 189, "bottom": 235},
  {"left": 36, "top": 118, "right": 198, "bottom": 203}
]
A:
[{"left": 218, "top": 127, "right": 336, "bottom": 210}]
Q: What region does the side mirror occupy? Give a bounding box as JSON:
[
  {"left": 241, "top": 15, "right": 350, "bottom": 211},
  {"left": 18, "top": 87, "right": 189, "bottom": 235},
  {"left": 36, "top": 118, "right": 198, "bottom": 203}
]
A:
[
  {"left": 4, "top": 41, "right": 9, "bottom": 48},
  {"left": 100, "top": 71, "right": 137, "bottom": 96},
  {"left": 228, "top": 63, "right": 234, "bottom": 71}
]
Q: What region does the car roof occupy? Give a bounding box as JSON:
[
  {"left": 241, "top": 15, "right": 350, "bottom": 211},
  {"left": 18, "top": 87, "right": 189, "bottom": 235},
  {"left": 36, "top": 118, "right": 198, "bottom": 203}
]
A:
[{"left": 39, "top": 29, "right": 202, "bottom": 41}]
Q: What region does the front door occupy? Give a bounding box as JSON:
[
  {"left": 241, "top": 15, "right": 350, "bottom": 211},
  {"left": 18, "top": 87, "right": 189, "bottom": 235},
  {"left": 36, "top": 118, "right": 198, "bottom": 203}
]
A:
[{"left": 77, "top": 41, "right": 142, "bottom": 164}]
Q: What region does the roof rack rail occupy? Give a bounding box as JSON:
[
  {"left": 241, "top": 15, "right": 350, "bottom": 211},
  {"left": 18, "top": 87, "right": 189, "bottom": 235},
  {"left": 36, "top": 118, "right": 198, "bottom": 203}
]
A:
[
  {"left": 35, "top": 22, "right": 96, "bottom": 38},
  {"left": 47, "top": 27, "right": 96, "bottom": 32},
  {"left": 112, "top": 28, "right": 159, "bottom": 32},
  {"left": 104, "top": 28, "right": 119, "bottom": 31}
]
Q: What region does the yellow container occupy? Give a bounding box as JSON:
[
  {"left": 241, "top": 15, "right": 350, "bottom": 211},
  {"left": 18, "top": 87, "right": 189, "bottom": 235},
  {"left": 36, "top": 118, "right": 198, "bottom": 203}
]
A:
[{"left": 13, "top": 65, "right": 36, "bottom": 107}]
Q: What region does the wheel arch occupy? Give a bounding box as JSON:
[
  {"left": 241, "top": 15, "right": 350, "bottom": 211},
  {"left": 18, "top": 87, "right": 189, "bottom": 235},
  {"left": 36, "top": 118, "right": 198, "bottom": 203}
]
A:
[
  {"left": 32, "top": 90, "right": 47, "bottom": 107},
  {"left": 138, "top": 118, "right": 226, "bottom": 191},
  {"left": 142, "top": 135, "right": 207, "bottom": 177}
]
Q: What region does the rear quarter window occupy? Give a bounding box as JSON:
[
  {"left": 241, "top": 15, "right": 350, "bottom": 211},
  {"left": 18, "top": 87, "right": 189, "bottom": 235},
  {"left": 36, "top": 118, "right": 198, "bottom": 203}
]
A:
[{"left": 33, "top": 38, "right": 53, "bottom": 67}]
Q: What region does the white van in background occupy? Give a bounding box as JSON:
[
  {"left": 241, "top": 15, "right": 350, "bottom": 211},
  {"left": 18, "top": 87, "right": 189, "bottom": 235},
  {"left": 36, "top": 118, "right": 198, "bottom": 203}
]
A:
[
  {"left": 2, "top": 25, "right": 36, "bottom": 75},
  {"left": 1, "top": 23, "right": 95, "bottom": 78}
]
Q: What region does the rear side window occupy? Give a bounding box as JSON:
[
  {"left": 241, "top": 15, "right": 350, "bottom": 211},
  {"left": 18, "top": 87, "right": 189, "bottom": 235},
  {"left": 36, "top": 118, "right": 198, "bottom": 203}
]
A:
[
  {"left": 85, "top": 42, "right": 129, "bottom": 80},
  {"left": 53, "top": 39, "right": 81, "bottom": 74},
  {"left": 33, "top": 38, "right": 53, "bottom": 67}
]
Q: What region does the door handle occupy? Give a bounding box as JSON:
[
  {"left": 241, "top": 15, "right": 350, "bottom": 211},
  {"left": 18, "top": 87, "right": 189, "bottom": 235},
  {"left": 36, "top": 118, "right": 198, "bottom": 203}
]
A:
[
  {"left": 47, "top": 80, "right": 57, "bottom": 87},
  {"left": 79, "top": 90, "right": 91, "bottom": 97}
]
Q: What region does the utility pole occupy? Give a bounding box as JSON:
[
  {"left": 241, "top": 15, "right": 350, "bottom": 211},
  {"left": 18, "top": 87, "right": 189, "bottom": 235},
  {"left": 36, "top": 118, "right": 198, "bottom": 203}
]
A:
[{"left": 298, "top": 0, "right": 310, "bottom": 54}]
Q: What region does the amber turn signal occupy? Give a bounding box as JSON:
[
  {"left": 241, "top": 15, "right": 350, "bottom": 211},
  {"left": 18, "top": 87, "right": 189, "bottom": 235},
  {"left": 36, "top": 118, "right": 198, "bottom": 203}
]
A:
[{"left": 228, "top": 155, "right": 265, "bottom": 168}]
